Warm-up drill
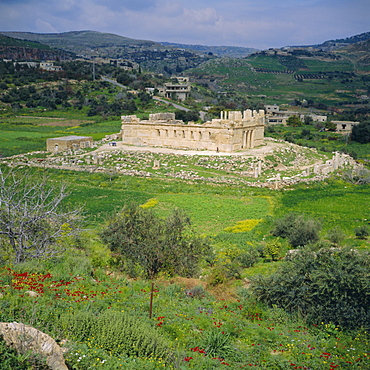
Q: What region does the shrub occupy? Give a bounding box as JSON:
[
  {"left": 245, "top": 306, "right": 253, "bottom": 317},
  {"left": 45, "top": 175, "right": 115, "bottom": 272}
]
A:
[
  {"left": 355, "top": 225, "right": 370, "bottom": 239},
  {"left": 60, "top": 310, "right": 171, "bottom": 361},
  {"left": 252, "top": 248, "right": 370, "bottom": 329},
  {"left": 263, "top": 240, "right": 282, "bottom": 261},
  {"left": 199, "top": 329, "right": 234, "bottom": 359},
  {"left": 272, "top": 213, "right": 321, "bottom": 247},
  {"left": 235, "top": 249, "right": 259, "bottom": 268}
]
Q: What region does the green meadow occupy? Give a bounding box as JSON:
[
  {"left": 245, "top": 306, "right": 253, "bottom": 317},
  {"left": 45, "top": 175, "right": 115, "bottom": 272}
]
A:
[
  {"left": 1, "top": 165, "right": 369, "bottom": 369},
  {"left": 40, "top": 168, "right": 369, "bottom": 250}
]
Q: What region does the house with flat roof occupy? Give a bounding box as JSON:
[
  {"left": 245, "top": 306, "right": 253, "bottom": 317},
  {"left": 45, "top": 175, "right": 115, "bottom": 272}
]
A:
[{"left": 46, "top": 135, "right": 93, "bottom": 153}]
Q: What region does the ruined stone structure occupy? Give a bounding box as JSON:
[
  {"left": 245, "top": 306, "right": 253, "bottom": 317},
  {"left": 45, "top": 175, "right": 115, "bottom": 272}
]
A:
[
  {"left": 120, "top": 110, "right": 265, "bottom": 152},
  {"left": 46, "top": 135, "right": 93, "bottom": 153}
]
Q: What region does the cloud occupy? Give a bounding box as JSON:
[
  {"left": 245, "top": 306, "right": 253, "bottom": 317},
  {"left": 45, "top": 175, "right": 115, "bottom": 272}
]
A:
[{"left": 0, "top": 0, "right": 369, "bottom": 48}]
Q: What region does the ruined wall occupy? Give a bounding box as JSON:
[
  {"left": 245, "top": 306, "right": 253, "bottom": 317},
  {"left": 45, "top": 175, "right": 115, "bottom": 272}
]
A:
[{"left": 120, "top": 110, "right": 265, "bottom": 152}]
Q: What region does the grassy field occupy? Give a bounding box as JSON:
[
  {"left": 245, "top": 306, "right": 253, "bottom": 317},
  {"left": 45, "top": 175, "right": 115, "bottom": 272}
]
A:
[
  {"left": 34, "top": 168, "right": 368, "bottom": 251},
  {"left": 0, "top": 115, "right": 122, "bottom": 156},
  {"left": 0, "top": 162, "right": 369, "bottom": 369}
]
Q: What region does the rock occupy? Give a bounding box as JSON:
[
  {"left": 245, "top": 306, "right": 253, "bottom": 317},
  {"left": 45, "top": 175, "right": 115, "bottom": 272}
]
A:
[
  {"left": 0, "top": 322, "right": 68, "bottom": 370},
  {"left": 25, "top": 290, "right": 39, "bottom": 297}
]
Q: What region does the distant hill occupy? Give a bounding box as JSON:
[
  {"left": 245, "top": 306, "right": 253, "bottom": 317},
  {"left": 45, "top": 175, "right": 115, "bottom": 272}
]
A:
[
  {"left": 0, "top": 30, "right": 216, "bottom": 74},
  {"left": 159, "top": 42, "right": 258, "bottom": 58},
  {"left": 0, "top": 34, "right": 74, "bottom": 61},
  {"left": 0, "top": 30, "right": 158, "bottom": 57},
  {"left": 290, "top": 31, "right": 370, "bottom": 51}
]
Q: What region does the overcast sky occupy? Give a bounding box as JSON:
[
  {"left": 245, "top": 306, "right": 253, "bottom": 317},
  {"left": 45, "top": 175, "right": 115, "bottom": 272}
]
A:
[{"left": 0, "top": 0, "right": 369, "bottom": 49}]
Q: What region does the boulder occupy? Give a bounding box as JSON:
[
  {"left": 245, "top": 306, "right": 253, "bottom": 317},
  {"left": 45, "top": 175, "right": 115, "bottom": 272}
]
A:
[{"left": 0, "top": 322, "right": 68, "bottom": 370}]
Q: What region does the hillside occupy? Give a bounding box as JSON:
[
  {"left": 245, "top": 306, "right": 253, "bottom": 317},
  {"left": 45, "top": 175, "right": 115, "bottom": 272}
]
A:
[
  {"left": 160, "top": 41, "right": 258, "bottom": 58},
  {"left": 0, "top": 30, "right": 215, "bottom": 74},
  {"left": 187, "top": 49, "right": 370, "bottom": 107},
  {"left": 315, "top": 31, "right": 370, "bottom": 49},
  {"left": 0, "top": 30, "right": 157, "bottom": 55},
  {"left": 0, "top": 34, "right": 74, "bottom": 61}
]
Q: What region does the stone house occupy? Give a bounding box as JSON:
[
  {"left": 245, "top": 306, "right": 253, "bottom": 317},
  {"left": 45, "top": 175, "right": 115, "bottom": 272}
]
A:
[
  {"left": 121, "top": 110, "right": 265, "bottom": 152},
  {"left": 39, "top": 61, "right": 62, "bottom": 72},
  {"left": 46, "top": 135, "right": 93, "bottom": 153},
  {"left": 333, "top": 121, "right": 359, "bottom": 133}
]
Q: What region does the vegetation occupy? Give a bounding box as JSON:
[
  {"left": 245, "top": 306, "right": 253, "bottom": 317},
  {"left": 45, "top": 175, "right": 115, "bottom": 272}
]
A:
[
  {"left": 101, "top": 204, "right": 211, "bottom": 278},
  {"left": 252, "top": 248, "right": 370, "bottom": 330},
  {"left": 0, "top": 31, "right": 369, "bottom": 369},
  {"left": 0, "top": 168, "right": 81, "bottom": 263},
  {"left": 272, "top": 213, "right": 321, "bottom": 247}
]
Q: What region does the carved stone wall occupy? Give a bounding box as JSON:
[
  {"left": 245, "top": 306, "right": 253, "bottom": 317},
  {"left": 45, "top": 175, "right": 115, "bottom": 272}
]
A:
[{"left": 121, "top": 110, "right": 265, "bottom": 152}]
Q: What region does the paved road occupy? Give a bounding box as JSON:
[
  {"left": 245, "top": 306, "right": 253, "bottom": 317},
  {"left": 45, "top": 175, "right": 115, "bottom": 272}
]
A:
[{"left": 101, "top": 76, "right": 128, "bottom": 89}]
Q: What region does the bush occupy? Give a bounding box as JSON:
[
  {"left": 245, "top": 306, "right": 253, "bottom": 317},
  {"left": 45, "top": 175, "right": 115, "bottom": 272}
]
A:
[
  {"left": 355, "top": 225, "right": 370, "bottom": 239},
  {"left": 327, "top": 227, "right": 346, "bottom": 246},
  {"left": 60, "top": 310, "right": 171, "bottom": 361},
  {"left": 252, "top": 248, "right": 370, "bottom": 329},
  {"left": 263, "top": 240, "right": 282, "bottom": 261},
  {"left": 235, "top": 249, "right": 259, "bottom": 268},
  {"left": 272, "top": 213, "right": 321, "bottom": 247}
]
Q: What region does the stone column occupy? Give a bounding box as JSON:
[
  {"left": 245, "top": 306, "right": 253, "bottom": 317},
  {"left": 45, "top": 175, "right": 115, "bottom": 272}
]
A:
[{"left": 250, "top": 130, "right": 255, "bottom": 149}]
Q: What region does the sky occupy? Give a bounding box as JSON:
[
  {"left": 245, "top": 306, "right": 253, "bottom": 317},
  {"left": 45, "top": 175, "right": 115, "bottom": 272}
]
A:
[{"left": 0, "top": 0, "right": 369, "bottom": 50}]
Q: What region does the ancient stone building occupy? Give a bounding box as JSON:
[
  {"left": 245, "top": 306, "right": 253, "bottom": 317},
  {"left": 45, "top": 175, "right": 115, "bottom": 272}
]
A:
[
  {"left": 120, "top": 110, "right": 265, "bottom": 152},
  {"left": 46, "top": 135, "right": 93, "bottom": 153}
]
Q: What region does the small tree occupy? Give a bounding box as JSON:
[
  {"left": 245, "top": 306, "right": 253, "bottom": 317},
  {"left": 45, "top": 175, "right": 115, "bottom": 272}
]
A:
[
  {"left": 286, "top": 115, "right": 303, "bottom": 127},
  {"left": 351, "top": 121, "right": 370, "bottom": 144},
  {"left": 327, "top": 227, "right": 346, "bottom": 246},
  {"left": 272, "top": 213, "right": 321, "bottom": 247},
  {"left": 0, "top": 168, "right": 81, "bottom": 263},
  {"left": 101, "top": 204, "right": 211, "bottom": 278}
]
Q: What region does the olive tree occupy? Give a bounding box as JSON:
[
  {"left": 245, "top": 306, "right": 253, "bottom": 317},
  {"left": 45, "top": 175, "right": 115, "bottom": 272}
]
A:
[
  {"left": 272, "top": 213, "right": 321, "bottom": 247},
  {"left": 101, "top": 203, "right": 211, "bottom": 279},
  {"left": 0, "top": 167, "right": 81, "bottom": 263}
]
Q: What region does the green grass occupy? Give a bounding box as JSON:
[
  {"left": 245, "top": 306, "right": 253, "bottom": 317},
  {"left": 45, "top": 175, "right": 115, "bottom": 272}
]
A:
[
  {"left": 276, "top": 180, "right": 370, "bottom": 239},
  {"left": 0, "top": 117, "right": 121, "bottom": 156}
]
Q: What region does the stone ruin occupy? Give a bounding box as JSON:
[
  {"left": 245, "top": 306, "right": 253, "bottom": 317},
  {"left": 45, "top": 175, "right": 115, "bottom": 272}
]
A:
[{"left": 120, "top": 110, "right": 265, "bottom": 152}]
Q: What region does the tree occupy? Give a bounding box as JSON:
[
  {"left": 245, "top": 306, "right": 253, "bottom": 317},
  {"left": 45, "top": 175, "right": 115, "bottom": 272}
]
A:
[
  {"left": 304, "top": 115, "right": 313, "bottom": 125},
  {"left": 286, "top": 115, "right": 303, "bottom": 127},
  {"left": 351, "top": 121, "right": 370, "bottom": 144},
  {"left": 272, "top": 213, "right": 321, "bottom": 247},
  {"left": 325, "top": 121, "right": 336, "bottom": 131},
  {"left": 252, "top": 248, "right": 370, "bottom": 329},
  {"left": 101, "top": 203, "right": 211, "bottom": 278},
  {"left": 0, "top": 168, "right": 81, "bottom": 263}
]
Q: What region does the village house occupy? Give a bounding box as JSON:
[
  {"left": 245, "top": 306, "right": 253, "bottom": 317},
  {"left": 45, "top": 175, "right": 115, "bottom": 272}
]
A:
[
  {"left": 333, "top": 120, "right": 359, "bottom": 133},
  {"left": 158, "top": 77, "right": 191, "bottom": 101}
]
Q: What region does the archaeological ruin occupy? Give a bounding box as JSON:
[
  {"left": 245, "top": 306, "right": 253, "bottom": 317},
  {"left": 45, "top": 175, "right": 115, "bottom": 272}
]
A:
[
  {"left": 46, "top": 135, "right": 93, "bottom": 153},
  {"left": 120, "top": 110, "right": 265, "bottom": 152}
]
